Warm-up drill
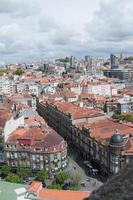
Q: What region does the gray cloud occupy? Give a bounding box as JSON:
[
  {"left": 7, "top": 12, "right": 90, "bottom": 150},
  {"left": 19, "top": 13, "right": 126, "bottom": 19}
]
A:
[
  {"left": 0, "top": 0, "right": 133, "bottom": 62},
  {"left": 85, "top": 0, "right": 133, "bottom": 55},
  {"left": 0, "top": 0, "right": 39, "bottom": 17}
]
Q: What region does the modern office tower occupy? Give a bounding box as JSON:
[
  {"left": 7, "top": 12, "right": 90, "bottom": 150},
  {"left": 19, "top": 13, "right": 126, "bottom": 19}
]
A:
[
  {"left": 70, "top": 56, "right": 75, "bottom": 68},
  {"left": 110, "top": 54, "right": 119, "bottom": 69},
  {"left": 119, "top": 52, "right": 123, "bottom": 60},
  {"left": 85, "top": 55, "right": 89, "bottom": 62}
]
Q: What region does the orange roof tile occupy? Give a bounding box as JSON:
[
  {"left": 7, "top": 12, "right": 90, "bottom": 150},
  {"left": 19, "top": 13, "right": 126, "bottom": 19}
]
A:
[
  {"left": 7, "top": 126, "right": 66, "bottom": 153},
  {"left": 0, "top": 108, "right": 12, "bottom": 128},
  {"left": 53, "top": 101, "right": 103, "bottom": 120},
  {"left": 24, "top": 116, "right": 45, "bottom": 126},
  {"left": 28, "top": 181, "right": 42, "bottom": 193},
  {"left": 63, "top": 92, "right": 76, "bottom": 98},
  {"left": 75, "top": 119, "right": 133, "bottom": 145},
  {"left": 39, "top": 189, "right": 90, "bottom": 200}
]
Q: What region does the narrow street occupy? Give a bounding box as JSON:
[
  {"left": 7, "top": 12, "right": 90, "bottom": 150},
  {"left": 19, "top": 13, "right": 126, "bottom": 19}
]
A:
[{"left": 65, "top": 145, "right": 103, "bottom": 192}]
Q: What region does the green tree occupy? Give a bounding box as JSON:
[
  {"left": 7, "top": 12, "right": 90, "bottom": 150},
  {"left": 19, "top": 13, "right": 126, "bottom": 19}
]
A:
[
  {"left": 124, "top": 114, "right": 133, "bottom": 122},
  {"left": 112, "top": 114, "right": 133, "bottom": 122},
  {"left": 55, "top": 172, "right": 68, "bottom": 184},
  {"left": 36, "top": 169, "right": 49, "bottom": 181},
  {"left": 1, "top": 165, "right": 11, "bottom": 177},
  {"left": 17, "top": 168, "right": 31, "bottom": 179},
  {"left": 6, "top": 173, "right": 21, "bottom": 183},
  {"left": 72, "top": 174, "right": 81, "bottom": 187},
  {"left": 47, "top": 184, "right": 62, "bottom": 190},
  {"left": 0, "top": 69, "right": 7, "bottom": 76},
  {"left": 15, "top": 68, "right": 23, "bottom": 76}
]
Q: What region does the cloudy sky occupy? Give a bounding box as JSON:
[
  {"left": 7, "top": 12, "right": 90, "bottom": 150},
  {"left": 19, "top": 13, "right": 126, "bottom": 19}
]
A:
[{"left": 0, "top": 0, "right": 133, "bottom": 63}]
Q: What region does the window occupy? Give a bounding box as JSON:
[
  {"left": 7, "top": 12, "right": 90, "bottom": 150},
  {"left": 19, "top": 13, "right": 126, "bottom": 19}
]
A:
[
  {"left": 40, "top": 156, "right": 43, "bottom": 161},
  {"left": 32, "top": 155, "right": 35, "bottom": 160},
  {"left": 6, "top": 152, "right": 9, "bottom": 158}
]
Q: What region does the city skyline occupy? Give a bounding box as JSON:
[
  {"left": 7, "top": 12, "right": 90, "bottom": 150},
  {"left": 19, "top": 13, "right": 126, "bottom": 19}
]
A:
[{"left": 0, "top": 0, "right": 133, "bottom": 62}]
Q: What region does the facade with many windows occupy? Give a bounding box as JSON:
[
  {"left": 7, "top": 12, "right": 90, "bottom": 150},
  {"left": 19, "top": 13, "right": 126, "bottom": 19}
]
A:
[
  {"left": 37, "top": 100, "right": 133, "bottom": 176},
  {"left": 5, "top": 126, "right": 68, "bottom": 174}
]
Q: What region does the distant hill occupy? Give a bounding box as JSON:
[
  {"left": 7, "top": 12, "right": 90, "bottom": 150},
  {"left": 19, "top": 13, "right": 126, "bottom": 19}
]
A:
[{"left": 87, "top": 161, "right": 133, "bottom": 200}]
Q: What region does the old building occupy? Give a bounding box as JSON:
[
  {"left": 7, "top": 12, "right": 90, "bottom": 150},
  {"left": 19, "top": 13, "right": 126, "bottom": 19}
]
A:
[
  {"left": 73, "top": 120, "right": 133, "bottom": 176},
  {"left": 5, "top": 126, "right": 68, "bottom": 174},
  {"left": 37, "top": 101, "right": 105, "bottom": 139},
  {"left": 9, "top": 93, "right": 37, "bottom": 110},
  {"left": 0, "top": 106, "right": 15, "bottom": 165},
  {"left": 37, "top": 100, "right": 133, "bottom": 176},
  {"left": 0, "top": 76, "right": 16, "bottom": 94},
  {"left": 63, "top": 92, "right": 78, "bottom": 103}
]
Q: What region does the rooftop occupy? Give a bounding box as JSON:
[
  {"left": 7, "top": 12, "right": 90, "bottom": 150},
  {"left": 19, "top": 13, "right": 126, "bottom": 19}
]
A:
[
  {"left": 52, "top": 101, "right": 104, "bottom": 120},
  {"left": 39, "top": 189, "right": 90, "bottom": 200},
  {"left": 0, "top": 181, "right": 27, "bottom": 200},
  {"left": 6, "top": 126, "right": 66, "bottom": 153},
  {"left": 75, "top": 119, "right": 133, "bottom": 146},
  {"left": 0, "top": 107, "right": 12, "bottom": 128},
  {"left": 28, "top": 181, "right": 90, "bottom": 200}
]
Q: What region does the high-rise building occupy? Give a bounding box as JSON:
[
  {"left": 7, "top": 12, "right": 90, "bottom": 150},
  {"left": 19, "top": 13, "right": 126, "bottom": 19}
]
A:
[
  {"left": 70, "top": 56, "right": 75, "bottom": 68},
  {"left": 110, "top": 54, "right": 119, "bottom": 69},
  {"left": 85, "top": 56, "right": 89, "bottom": 62}
]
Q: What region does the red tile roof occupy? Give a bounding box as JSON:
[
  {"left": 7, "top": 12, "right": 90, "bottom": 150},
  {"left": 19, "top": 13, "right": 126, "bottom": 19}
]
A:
[
  {"left": 0, "top": 107, "right": 12, "bottom": 128},
  {"left": 28, "top": 181, "right": 90, "bottom": 200},
  {"left": 63, "top": 92, "right": 76, "bottom": 98},
  {"left": 75, "top": 119, "right": 133, "bottom": 146},
  {"left": 28, "top": 181, "right": 42, "bottom": 193},
  {"left": 9, "top": 93, "right": 32, "bottom": 101},
  {"left": 52, "top": 101, "right": 103, "bottom": 120},
  {"left": 7, "top": 126, "right": 66, "bottom": 153},
  {"left": 39, "top": 188, "right": 90, "bottom": 200},
  {"left": 24, "top": 116, "right": 45, "bottom": 126}
]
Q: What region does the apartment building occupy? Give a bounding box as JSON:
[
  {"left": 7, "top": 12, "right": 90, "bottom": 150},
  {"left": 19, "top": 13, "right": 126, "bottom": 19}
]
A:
[
  {"left": 37, "top": 101, "right": 105, "bottom": 137},
  {"left": 82, "top": 82, "right": 112, "bottom": 97},
  {"left": 9, "top": 93, "right": 37, "bottom": 110},
  {"left": 5, "top": 126, "right": 68, "bottom": 174},
  {"left": 72, "top": 120, "right": 133, "bottom": 176},
  {"left": 63, "top": 92, "right": 78, "bottom": 103},
  {"left": 117, "top": 96, "right": 133, "bottom": 114},
  {"left": 0, "top": 77, "right": 16, "bottom": 94},
  {"left": 37, "top": 100, "right": 133, "bottom": 176}
]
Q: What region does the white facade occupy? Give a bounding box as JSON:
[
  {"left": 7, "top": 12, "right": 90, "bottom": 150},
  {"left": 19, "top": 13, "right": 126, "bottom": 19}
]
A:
[
  {"left": 14, "top": 96, "right": 37, "bottom": 110},
  {"left": 70, "top": 85, "right": 82, "bottom": 95},
  {"left": 16, "top": 82, "right": 25, "bottom": 94},
  {"left": 4, "top": 116, "right": 24, "bottom": 142},
  {"left": 82, "top": 84, "right": 111, "bottom": 96},
  {"left": 0, "top": 77, "right": 16, "bottom": 94},
  {"left": 27, "top": 84, "right": 42, "bottom": 97}
]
